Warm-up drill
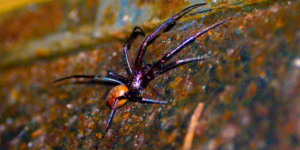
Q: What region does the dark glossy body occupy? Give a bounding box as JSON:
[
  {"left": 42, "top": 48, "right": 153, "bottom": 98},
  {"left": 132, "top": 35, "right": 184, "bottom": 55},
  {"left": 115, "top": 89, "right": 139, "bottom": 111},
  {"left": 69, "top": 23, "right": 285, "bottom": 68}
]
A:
[{"left": 54, "top": 3, "right": 230, "bottom": 150}]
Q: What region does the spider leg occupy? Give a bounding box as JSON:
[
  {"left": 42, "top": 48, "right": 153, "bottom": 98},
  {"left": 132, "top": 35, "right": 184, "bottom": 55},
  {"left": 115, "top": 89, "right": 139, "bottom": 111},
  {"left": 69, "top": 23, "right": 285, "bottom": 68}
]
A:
[
  {"left": 140, "top": 98, "right": 168, "bottom": 104},
  {"left": 107, "top": 71, "right": 128, "bottom": 84},
  {"left": 53, "top": 75, "right": 126, "bottom": 85},
  {"left": 130, "top": 97, "right": 168, "bottom": 104},
  {"left": 148, "top": 18, "right": 231, "bottom": 77},
  {"left": 123, "top": 26, "right": 145, "bottom": 75},
  {"left": 155, "top": 55, "right": 211, "bottom": 75},
  {"left": 135, "top": 3, "right": 207, "bottom": 71},
  {"left": 95, "top": 96, "right": 126, "bottom": 150}
]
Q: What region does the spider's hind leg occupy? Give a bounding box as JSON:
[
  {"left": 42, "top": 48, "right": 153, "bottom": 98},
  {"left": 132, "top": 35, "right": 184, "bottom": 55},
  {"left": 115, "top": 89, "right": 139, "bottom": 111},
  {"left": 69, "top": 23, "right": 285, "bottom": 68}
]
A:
[
  {"left": 53, "top": 75, "right": 126, "bottom": 85},
  {"left": 130, "top": 97, "right": 168, "bottom": 104},
  {"left": 140, "top": 98, "right": 168, "bottom": 104},
  {"left": 95, "top": 96, "right": 126, "bottom": 150},
  {"left": 107, "top": 71, "right": 128, "bottom": 84}
]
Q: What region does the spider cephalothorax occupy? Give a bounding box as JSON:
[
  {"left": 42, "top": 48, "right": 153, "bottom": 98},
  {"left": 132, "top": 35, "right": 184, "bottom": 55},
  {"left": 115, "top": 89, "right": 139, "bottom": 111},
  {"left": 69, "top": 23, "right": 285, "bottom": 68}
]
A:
[{"left": 54, "top": 3, "right": 230, "bottom": 150}]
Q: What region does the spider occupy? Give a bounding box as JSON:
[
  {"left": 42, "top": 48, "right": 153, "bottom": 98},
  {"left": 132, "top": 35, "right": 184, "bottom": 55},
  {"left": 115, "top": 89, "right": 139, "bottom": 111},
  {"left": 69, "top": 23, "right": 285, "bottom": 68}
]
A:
[{"left": 54, "top": 3, "right": 230, "bottom": 149}]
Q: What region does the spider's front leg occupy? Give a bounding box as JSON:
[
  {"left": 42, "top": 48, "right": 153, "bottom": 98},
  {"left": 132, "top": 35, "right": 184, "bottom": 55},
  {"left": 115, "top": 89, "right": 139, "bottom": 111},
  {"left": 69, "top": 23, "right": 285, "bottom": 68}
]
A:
[
  {"left": 123, "top": 26, "right": 145, "bottom": 75},
  {"left": 147, "top": 19, "right": 231, "bottom": 78},
  {"left": 134, "top": 3, "right": 207, "bottom": 70}
]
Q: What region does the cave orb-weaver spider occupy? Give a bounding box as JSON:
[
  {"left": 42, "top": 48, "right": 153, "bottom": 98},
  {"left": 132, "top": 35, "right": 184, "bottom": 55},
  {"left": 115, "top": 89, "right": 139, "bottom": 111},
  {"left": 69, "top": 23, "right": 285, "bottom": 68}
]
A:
[{"left": 54, "top": 3, "right": 230, "bottom": 149}]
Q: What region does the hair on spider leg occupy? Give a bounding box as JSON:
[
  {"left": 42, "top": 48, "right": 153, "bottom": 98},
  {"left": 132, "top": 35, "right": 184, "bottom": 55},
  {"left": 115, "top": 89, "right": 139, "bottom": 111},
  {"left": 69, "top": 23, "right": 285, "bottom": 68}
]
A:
[{"left": 53, "top": 3, "right": 231, "bottom": 150}]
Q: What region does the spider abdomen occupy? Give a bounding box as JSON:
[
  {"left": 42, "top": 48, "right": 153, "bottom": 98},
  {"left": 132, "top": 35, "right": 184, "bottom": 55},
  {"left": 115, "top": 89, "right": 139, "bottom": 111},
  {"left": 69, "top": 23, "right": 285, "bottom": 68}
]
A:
[{"left": 106, "top": 85, "right": 129, "bottom": 108}]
